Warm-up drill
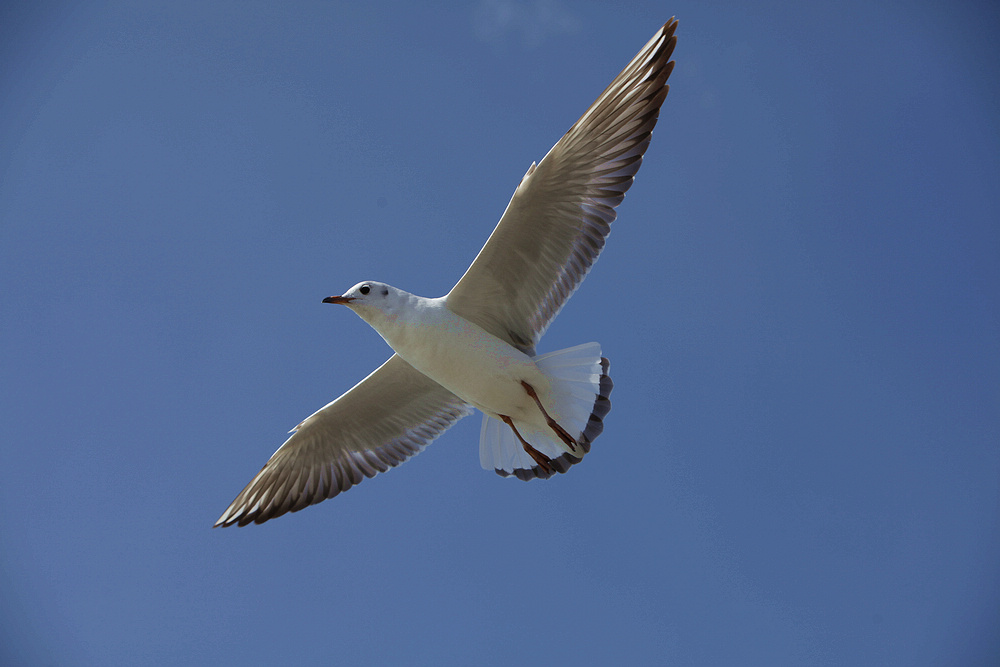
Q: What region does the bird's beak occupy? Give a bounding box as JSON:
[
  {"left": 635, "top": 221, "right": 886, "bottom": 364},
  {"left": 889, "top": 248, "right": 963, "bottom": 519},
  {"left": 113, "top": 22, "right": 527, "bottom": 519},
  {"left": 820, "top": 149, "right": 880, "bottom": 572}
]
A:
[{"left": 322, "top": 295, "right": 355, "bottom": 305}]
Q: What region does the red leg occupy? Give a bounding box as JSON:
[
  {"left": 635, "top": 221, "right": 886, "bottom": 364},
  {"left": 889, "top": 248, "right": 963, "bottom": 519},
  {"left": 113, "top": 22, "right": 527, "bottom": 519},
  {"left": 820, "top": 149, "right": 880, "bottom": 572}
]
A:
[
  {"left": 520, "top": 381, "right": 578, "bottom": 452},
  {"left": 500, "top": 414, "right": 554, "bottom": 474}
]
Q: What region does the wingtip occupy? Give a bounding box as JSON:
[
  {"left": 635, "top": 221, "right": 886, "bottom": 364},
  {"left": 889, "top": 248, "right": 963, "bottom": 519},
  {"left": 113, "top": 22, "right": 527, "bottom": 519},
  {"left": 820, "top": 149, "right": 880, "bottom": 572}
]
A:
[{"left": 660, "top": 18, "right": 678, "bottom": 52}]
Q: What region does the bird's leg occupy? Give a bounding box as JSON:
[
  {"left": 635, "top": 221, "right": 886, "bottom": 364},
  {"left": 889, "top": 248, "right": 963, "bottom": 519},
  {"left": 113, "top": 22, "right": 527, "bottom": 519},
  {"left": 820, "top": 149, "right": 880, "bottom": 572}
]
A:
[
  {"left": 500, "top": 415, "right": 554, "bottom": 474},
  {"left": 520, "top": 380, "right": 578, "bottom": 452}
]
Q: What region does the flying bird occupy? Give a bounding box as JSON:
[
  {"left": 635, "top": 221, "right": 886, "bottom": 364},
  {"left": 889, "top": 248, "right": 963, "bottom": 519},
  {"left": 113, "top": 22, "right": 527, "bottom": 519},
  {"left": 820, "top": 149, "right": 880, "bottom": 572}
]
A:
[{"left": 216, "top": 19, "right": 677, "bottom": 526}]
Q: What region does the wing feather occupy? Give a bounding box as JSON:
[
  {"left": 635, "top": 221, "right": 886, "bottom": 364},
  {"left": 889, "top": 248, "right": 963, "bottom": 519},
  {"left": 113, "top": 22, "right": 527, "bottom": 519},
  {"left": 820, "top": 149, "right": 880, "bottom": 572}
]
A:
[
  {"left": 446, "top": 19, "right": 677, "bottom": 352},
  {"left": 215, "top": 354, "right": 472, "bottom": 527}
]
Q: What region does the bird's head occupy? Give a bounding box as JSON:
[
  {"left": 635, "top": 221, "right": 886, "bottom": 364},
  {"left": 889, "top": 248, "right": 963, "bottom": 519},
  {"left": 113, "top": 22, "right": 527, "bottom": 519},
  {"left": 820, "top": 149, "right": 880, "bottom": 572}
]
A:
[{"left": 323, "top": 281, "right": 405, "bottom": 327}]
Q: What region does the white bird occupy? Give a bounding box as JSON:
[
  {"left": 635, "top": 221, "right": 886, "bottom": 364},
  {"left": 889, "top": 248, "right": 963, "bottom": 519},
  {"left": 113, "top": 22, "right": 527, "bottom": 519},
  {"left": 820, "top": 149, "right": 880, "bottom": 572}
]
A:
[{"left": 216, "top": 19, "right": 677, "bottom": 527}]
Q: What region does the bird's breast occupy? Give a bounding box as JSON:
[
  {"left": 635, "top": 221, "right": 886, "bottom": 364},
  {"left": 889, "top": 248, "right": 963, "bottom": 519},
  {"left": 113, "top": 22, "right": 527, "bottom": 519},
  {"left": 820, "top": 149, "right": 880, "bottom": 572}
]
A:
[{"left": 377, "top": 303, "right": 545, "bottom": 418}]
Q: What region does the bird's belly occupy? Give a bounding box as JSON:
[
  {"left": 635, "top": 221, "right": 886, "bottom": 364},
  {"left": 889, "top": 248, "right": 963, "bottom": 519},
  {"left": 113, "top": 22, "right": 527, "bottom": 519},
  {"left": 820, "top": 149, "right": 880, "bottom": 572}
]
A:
[{"left": 388, "top": 313, "right": 548, "bottom": 422}]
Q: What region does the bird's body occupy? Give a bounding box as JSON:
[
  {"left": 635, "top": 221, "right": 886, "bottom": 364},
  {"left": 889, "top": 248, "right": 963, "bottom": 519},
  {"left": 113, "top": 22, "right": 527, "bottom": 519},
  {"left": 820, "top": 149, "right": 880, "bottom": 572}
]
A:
[
  {"left": 216, "top": 19, "right": 677, "bottom": 526},
  {"left": 349, "top": 286, "right": 555, "bottom": 436}
]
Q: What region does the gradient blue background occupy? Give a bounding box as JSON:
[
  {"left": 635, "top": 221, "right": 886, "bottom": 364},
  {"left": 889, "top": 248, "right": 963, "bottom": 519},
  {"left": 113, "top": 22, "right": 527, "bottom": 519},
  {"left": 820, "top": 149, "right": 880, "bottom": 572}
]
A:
[{"left": 2, "top": 1, "right": 998, "bottom": 664}]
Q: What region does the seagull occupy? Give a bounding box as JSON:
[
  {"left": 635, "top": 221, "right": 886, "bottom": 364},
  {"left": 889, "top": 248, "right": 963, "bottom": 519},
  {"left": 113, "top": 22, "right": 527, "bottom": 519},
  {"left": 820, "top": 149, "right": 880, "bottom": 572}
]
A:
[{"left": 215, "top": 19, "right": 677, "bottom": 527}]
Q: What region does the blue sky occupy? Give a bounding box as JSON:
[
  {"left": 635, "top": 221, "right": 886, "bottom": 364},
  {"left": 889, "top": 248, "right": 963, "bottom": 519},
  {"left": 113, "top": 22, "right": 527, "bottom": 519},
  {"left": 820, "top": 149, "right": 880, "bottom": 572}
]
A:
[{"left": 2, "top": 1, "right": 998, "bottom": 664}]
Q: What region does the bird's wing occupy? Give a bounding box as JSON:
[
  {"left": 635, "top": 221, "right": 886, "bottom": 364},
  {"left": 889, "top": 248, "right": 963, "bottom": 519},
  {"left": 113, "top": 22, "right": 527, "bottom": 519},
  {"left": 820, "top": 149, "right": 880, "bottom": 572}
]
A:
[
  {"left": 446, "top": 19, "right": 677, "bottom": 352},
  {"left": 215, "top": 354, "right": 472, "bottom": 527}
]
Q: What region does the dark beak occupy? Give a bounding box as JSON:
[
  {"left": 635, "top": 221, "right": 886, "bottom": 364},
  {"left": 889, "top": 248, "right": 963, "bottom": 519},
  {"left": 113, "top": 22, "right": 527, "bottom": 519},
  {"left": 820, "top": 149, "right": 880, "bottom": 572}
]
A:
[{"left": 322, "top": 295, "right": 355, "bottom": 305}]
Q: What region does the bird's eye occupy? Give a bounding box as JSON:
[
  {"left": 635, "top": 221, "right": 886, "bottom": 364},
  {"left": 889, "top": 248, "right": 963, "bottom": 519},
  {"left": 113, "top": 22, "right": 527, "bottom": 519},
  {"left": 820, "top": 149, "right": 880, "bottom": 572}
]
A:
[{"left": 359, "top": 284, "right": 371, "bottom": 295}]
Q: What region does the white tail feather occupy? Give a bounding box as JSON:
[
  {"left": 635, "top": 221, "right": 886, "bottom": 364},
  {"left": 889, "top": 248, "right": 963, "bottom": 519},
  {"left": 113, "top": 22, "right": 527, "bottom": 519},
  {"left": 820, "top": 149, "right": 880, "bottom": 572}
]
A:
[{"left": 479, "top": 343, "right": 610, "bottom": 479}]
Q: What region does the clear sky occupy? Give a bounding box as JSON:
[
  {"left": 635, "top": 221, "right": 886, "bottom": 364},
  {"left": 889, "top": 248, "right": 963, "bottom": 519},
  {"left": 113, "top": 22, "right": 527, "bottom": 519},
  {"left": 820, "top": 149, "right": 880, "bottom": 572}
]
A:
[{"left": 2, "top": 1, "right": 998, "bottom": 665}]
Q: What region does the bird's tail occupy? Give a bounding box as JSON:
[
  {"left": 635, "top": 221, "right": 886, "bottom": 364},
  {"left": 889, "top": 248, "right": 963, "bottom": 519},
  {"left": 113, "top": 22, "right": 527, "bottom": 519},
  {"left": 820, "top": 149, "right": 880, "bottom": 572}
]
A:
[{"left": 479, "top": 342, "right": 613, "bottom": 480}]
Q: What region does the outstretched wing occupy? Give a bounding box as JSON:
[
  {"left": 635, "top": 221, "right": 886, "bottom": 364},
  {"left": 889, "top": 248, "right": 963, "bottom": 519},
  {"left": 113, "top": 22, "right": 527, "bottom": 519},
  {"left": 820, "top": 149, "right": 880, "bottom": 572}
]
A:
[
  {"left": 215, "top": 354, "right": 472, "bottom": 527},
  {"left": 446, "top": 19, "right": 677, "bottom": 353}
]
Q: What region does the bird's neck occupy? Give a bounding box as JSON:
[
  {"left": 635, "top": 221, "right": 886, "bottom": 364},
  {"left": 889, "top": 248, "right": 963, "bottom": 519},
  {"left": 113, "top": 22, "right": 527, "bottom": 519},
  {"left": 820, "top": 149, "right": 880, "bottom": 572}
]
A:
[{"left": 360, "top": 293, "right": 441, "bottom": 350}]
